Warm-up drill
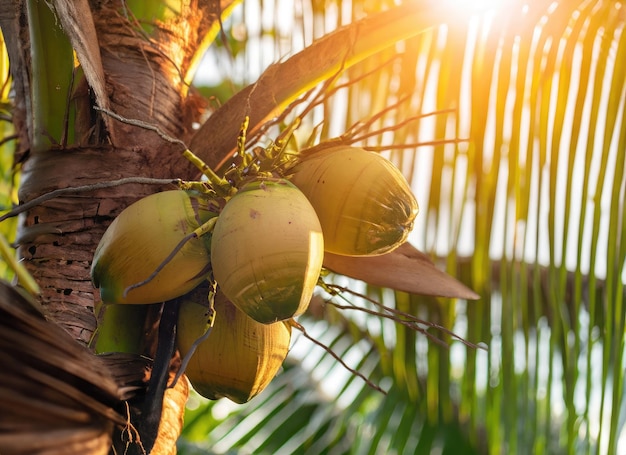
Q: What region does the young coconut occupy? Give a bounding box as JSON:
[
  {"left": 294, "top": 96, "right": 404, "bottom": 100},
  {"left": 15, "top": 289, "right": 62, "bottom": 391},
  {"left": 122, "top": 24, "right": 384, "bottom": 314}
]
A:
[
  {"left": 91, "top": 190, "right": 218, "bottom": 305},
  {"left": 287, "top": 145, "right": 419, "bottom": 256},
  {"left": 91, "top": 301, "right": 152, "bottom": 354},
  {"left": 211, "top": 178, "right": 324, "bottom": 323},
  {"left": 177, "top": 292, "right": 292, "bottom": 404}
]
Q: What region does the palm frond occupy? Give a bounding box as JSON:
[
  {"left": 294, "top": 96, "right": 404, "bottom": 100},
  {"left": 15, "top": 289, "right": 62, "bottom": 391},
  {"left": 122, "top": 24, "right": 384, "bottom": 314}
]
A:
[
  {"left": 179, "top": 298, "right": 484, "bottom": 454},
  {"left": 182, "top": 0, "right": 626, "bottom": 453},
  {"left": 0, "top": 280, "right": 150, "bottom": 455}
]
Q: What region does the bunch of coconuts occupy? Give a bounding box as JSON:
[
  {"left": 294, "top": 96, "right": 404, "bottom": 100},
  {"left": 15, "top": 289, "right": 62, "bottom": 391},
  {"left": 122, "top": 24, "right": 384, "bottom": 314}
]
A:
[{"left": 90, "top": 145, "right": 419, "bottom": 404}]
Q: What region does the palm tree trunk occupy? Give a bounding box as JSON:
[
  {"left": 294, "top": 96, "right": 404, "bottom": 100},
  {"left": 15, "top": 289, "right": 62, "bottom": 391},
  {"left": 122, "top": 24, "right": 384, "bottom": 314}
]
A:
[
  {"left": 5, "top": 0, "right": 229, "bottom": 339},
  {"left": 2, "top": 0, "right": 233, "bottom": 452},
  {"left": 16, "top": 146, "right": 179, "bottom": 343}
]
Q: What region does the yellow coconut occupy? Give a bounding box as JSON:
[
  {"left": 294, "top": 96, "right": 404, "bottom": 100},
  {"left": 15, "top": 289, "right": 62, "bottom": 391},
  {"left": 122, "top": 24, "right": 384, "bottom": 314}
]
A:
[
  {"left": 210, "top": 178, "right": 324, "bottom": 323},
  {"left": 287, "top": 146, "right": 419, "bottom": 256},
  {"left": 91, "top": 190, "right": 217, "bottom": 304},
  {"left": 177, "top": 293, "right": 292, "bottom": 403}
]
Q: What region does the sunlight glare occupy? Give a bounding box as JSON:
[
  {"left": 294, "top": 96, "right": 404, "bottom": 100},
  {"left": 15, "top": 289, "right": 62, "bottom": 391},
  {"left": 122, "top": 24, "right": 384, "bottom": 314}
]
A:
[{"left": 441, "top": 0, "right": 516, "bottom": 15}]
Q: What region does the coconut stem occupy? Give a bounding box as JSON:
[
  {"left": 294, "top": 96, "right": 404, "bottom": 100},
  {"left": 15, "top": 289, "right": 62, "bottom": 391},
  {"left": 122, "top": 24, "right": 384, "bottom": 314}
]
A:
[
  {"left": 183, "top": 149, "right": 234, "bottom": 197},
  {"left": 289, "top": 319, "right": 387, "bottom": 395},
  {"left": 137, "top": 300, "right": 179, "bottom": 453}
]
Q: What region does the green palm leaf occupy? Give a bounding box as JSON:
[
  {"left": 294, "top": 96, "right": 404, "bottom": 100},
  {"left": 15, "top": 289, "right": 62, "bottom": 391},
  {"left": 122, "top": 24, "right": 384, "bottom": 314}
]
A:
[{"left": 181, "top": 0, "right": 626, "bottom": 453}]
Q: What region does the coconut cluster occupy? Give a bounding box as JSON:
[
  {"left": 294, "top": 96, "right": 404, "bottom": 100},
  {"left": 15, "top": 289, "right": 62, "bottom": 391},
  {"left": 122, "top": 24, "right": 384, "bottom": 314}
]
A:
[{"left": 90, "top": 145, "right": 418, "bottom": 403}]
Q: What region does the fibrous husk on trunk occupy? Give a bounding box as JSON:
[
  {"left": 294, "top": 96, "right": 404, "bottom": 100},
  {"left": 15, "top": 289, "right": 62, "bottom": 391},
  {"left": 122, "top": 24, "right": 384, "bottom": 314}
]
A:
[
  {"left": 2, "top": 1, "right": 235, "bottom": 451},
  {"left": 0, "top": 280, "right": 148, "bottom": 455}
]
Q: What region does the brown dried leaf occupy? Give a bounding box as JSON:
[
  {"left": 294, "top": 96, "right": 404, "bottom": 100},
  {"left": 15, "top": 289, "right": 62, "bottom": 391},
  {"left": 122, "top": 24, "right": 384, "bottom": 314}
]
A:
[
  {"left": 323, "top": 243, "right": 480, "bottom": 300},
  {"left": 0, "top": 281, "right": 131, "bottom": 455},
  {"left": 189, "top": 2, "right": 446, "bottom": 169}
]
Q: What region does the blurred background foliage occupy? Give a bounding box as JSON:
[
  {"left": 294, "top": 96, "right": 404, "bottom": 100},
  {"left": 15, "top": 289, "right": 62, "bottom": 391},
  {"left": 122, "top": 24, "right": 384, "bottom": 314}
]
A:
[
  {"left": 0, "top": 29, "right": 19, "bottom": 283},
  {"left": 180, "top": 0, "right": 626, "bottom": 454}
]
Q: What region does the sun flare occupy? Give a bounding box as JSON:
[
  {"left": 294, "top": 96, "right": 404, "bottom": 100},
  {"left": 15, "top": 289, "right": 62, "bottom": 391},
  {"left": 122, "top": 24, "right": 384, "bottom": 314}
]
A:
[{"left": 441, "top": 0, "right": 519, "bottom": 14}]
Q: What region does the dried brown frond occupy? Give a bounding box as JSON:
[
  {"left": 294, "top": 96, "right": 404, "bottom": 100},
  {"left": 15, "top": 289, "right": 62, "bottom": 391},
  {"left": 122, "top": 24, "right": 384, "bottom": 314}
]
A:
[{"left": 0, "top": 281, "right": 145, "bottom": 455}]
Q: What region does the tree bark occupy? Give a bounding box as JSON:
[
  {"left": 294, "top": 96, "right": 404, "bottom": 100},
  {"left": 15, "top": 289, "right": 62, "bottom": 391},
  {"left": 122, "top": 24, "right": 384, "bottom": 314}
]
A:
[
  {"left": 4, "top": 0, "right": 232, "bottom": 338},
  {"left": 16, "top": 146, "right": 180, "bottom": 343},
  {"left": 2, "top": 0, "right": 235, "bottom": 452}
]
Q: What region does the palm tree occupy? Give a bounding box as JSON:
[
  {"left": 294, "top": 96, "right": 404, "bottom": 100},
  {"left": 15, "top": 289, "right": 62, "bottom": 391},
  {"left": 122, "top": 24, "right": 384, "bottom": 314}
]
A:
[{"left": 0, "top": 0, "right": 624, "bottom": 454}]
